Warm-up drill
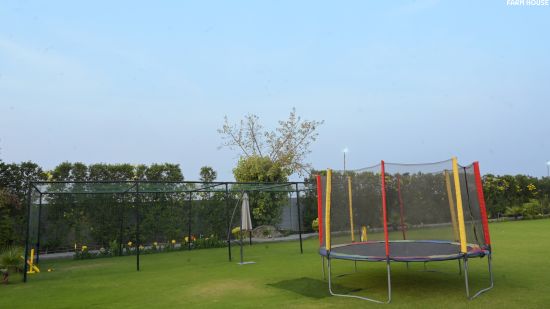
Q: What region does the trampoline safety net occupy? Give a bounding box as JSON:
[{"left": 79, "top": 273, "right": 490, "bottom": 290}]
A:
[{"left": 317, "top": 158, "right": 491, "bottom": 259}]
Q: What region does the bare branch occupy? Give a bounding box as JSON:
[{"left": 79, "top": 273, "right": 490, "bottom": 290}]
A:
[{"left": 218, "top": 108, "right": 323, "bottom": 177}]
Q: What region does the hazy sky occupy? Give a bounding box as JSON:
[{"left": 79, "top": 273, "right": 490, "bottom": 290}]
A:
[{"left": 1, "top": 1, "right": 549, "bottom": 181}]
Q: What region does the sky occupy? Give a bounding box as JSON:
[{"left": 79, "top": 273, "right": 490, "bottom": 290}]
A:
[{"left": 1, "top": 0, "right": 549, "bottom": 181}]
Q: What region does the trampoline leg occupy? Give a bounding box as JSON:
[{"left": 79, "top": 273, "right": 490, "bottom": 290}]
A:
[
  {"left": 386, "top": 260, "right": 392, "bottom": 303},
  {"left": 321, "top": 256, "right": 326, "bottom": 280},
  {"left": 354, "top": 260, "right": 357, "bottom": 273},
  {"left": 463, "top": 257, "right": 470, "bottom": 298},
  {"left": 468, "top": 254, "right": 495, "bottom": 300},
  {"left": 423, "top": 261, "right": 427, "bottom": 271},
  {"left": 406, "top": 262, "right": 409, "bottom": 271},
  {"left": 327, "top": 257, "right": 391, "bottom": 304}
]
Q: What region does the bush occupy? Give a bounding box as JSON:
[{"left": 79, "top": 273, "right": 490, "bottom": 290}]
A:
[
  {"left": 521, "top": 199, "right": 545, "bottom": 219},
  {"left": 231, "top": 226, "right": 244, "bottom": 239},
  {"left": 504, "top": 206, "right": 523, "bottom": 219},
  {"left": 109, "top": 240, "right": 121, "bottom": 256},
  {"left": 0, "top": 246, "right": 24, "bottom": 271},
  {"left": 193, "top": 235, "right": 226, "bottom": 249},
  {"left": 73, "top": 245, "right": 94, "bottom": 260},
  {"left": 311, "top": 218, "right": 319, "bottom": 232},
  {"left": 504, "top": 200, "right": 547, "bottom": 220}
]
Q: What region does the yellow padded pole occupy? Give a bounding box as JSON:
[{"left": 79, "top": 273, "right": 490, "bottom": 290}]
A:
[
  {"left": 445, "top": 170, "right": 460, "bottom": 242},
  {"left": 452, "top": 157, "right": 468, "bottom": 253},
  {"left": 325, "top": 169, "right": 332, "bottom": 251},
  {"left": 347, "top": 176, "right": 355, "bottom": 242},
  {"left": 361, "top": 226, "right": 368, "bottom": 242}
]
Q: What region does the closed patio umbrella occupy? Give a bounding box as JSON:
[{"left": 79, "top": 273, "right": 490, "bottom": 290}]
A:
[{"left": 239, "top": 193, "right": 255, "bottom": 265}]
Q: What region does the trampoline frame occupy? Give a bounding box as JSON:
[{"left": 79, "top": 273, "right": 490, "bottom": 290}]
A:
[
  {"left": 317, "top": 158, "right": 494, "bottom": 303},
  {"left": 323, "top": 246, "right": 494, "bottom": 303}
]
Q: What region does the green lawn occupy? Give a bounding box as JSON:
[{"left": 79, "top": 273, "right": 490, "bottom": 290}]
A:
[{"left": 1, "top": 219, "right": 549, "bottom": 308}]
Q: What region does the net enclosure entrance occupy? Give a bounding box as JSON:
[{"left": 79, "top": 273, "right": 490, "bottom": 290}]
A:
[{"left": 316, "top": 158, "right": 493, "bottom": 303}]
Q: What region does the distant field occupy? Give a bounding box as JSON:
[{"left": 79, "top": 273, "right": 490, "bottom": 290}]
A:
[{"left": 1, "top": 219, "right": 549, "bottom": 308}]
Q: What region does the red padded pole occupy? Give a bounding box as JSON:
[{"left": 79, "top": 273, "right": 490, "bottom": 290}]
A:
[
  {"left": 381, "top": 161, "right": 390, "bottom": 257},
  {"left": 316, "top": 175, "right": 324, "bottom": 247},
  {"left": 473, "top": 162, "right": 491, "bottom": 246}
]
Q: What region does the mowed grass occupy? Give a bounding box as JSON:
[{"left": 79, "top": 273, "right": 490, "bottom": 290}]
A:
[{"left": 1, "top": 219, "right": 550, "bottom": 308}]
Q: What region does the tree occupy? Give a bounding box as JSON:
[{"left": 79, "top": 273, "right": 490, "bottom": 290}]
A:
[
  {"left": 233, "top": 156, "right": 286, "bottom": 183},
  {"left": 0, "top": 161, "right": 46, "bottom": 246},
  {"left": 0, "top": 189, "right": 20, "bottom": 247},
  {"left": 218, "top": 108, "right": 323, "bottom": 177},
  {"left": 233, "top": 156, "right": 287, "bottom": 226},
  {"left": 199, "top": 166, "right": 217, "bottom": 183}
]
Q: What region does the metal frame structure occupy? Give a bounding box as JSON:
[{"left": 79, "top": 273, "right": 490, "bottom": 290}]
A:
[
  {"left": 23, "top": 180, "right": 312, "bottom": 282},
  {"left": 317, "top": 158, "right": 494, "bottom": 303}
]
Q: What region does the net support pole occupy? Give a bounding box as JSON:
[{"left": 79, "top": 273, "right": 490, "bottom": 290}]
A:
[
  {"left": 135, "top": 181, "right": 140, "bottom": 272},
  {"left": 473, "top": 162, "right": 491, "bottom": 248},
  {"left": 295, "top": 183, "right": 303, "bottom": 254},
  {"left": 187, "top": 192, "right": 192, "bottom": 251},
  {"left": 239, "top": 214, "right": 244, "bottom": 264},
  {"left": 347, "top": 176, "right": 355, "bottom": 242},
  {"left": 118, "top": 194, "right": 124, "bottom": 257},
  {"left": 396, "top": 175, "right": 406, "bottom": 240},
  {"left": 325, "top": 169, "right": 332, "bottom": 252},
  {"left": 445, "top": 170, "right": 460, "bottom": 242},
  {"left": 452, "top": 157, "right": 468, "bottom": 254},
  {"left": 36, "top": 193, "right": 43, "bottom": 264},
  {"left": 381, "top": 161, "right": 390, "bottom": 257},
  {"left": 23, "top": 185, "right": 32, "bottom": 283},
  {"left": 316, "top": 175, "right": 323, "bottom": 247},
  {"left": 225, "top": 184, "right": 232, "bottom": 261}
]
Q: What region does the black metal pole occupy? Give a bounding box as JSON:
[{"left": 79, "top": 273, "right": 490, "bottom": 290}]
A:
[
  {"left": 188, "top": 192, "right": 192, "bottom": 251},
  {"left": 36, "top": 193, "right": 43, "bottom": 264},
  {"left": 240, "top": 222, "right": 244, "bottom": 264},
  {"left": 225, "top": 184, "right": 232, "bottom": 261},
  {"left": 118, "top": 194, "right": 124, "bottom": 256},
  {"left": 296, "top": 183, "right": 303, "bottom": 254},
  {"left": 23, "top": 185, "right": 32, "bottom": 283},
  {"left": 135, "top": 182, "right": 140, "bottom": 271}
]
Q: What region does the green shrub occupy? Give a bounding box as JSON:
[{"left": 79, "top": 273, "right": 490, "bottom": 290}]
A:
[
  {"left": 504, "top": 206, "right": 523, "bottom": 219},
  {"left": 311, "top": 218, "right": 319, "bottom": 232},
  {"left": 0, "top": 246, "right": 24, "bottom": 271},
  {"left": 522, "top": 199, "right": 544, "bottom": 219},
  {"left": 193, "top": 235, "right": 226, "bottom": 249},
  {"left": 232, "top": 226, "right": 244, "bottom": 239},
  {"left": 109, "top": 240, "right": 121, "bottom": 256}
]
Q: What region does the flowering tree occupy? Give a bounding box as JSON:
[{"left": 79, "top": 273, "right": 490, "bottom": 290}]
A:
[{"left": 218, "top": 108, "right": 323, "bottom": 177}]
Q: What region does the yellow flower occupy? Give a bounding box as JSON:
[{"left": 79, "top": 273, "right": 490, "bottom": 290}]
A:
[
  {"left": 139, "top": 245, "right": 144, "bottom": 250},
  {"left": 153, "top": 242, "right": 158, "bottom": 247},
  {"left": 184, "top": 236, "right": 189, "bottom": 243},
  {"left": 127, "top": 241, "right": 133, "bottom": 247},
  {"left": 81, "top": 245, "right": 88, "bottom": 252},
  {"left": 171, "top": 239, "right": 176, "bottom": 244}
]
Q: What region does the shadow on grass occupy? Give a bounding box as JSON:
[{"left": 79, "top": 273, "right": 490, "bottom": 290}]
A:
[{"left": 268, "top": 277, "right": 352, "bottom": 299}]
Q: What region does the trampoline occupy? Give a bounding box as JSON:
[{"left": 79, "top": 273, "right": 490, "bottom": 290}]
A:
[
  {"left": 316, "top": 158, "right": 494, "bottom": 303},
  {"left": 319, "top": 240, "right": 488, "bottom": 262}
]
